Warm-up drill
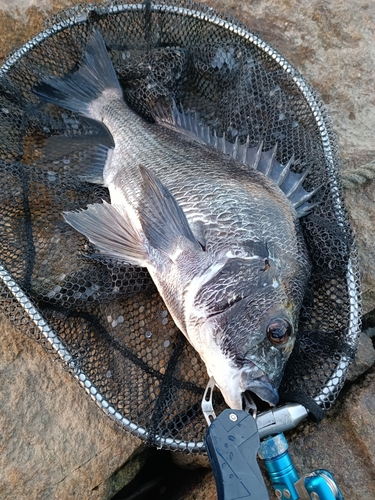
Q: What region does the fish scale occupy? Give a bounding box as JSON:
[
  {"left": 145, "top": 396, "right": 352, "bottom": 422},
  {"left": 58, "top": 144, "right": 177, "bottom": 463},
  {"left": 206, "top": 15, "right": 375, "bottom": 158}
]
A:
[{"left": 34, "top": 29, "right": 311, "bottom": 410}]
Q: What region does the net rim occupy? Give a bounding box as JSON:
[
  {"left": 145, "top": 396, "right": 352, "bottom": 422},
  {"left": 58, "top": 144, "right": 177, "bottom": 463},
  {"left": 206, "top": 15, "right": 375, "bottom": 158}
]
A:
[{"left": 0, "top": 0, "right": 361, "bottom": 450}]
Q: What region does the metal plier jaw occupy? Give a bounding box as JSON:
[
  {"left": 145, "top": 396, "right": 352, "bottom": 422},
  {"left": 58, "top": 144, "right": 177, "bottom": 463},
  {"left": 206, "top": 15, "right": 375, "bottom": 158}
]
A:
[
  {"left": 201, "top": 376, "right": 308, "bottom": 437},
  {"left": 202, "top": 378, "right": 344, "bottom": 500},
  {"left": 201, "top": 377, "right": 309, "bottom": 500},
  {"left": 201, "top": 376, "right": 218, "bottom": 425}
]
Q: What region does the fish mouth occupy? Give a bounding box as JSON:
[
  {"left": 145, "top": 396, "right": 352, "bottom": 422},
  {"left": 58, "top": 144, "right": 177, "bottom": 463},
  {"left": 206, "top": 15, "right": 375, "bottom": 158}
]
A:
[{"left": 239, "top": 365, "right": 279, "bottom": 406}]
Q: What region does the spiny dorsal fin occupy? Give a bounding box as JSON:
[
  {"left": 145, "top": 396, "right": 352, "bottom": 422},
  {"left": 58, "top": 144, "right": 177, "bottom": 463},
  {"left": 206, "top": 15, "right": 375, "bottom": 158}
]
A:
[{"left": 152, "top": 102, "right": 319, "bottom": 218}]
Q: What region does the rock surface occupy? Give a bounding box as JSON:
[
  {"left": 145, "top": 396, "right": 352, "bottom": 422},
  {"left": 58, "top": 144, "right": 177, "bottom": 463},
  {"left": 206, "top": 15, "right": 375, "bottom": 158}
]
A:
[
  {"left": 347, "top": 331, "right": 375, "bottom": 382},
  {"left": 0, "top": 313, "right": 146, "bottom": 500}
]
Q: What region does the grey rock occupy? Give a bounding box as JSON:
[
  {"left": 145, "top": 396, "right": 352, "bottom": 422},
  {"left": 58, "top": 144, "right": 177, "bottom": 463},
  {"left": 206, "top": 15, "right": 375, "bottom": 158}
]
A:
[
  {"left": 346, "top": 331, "right": 375, "bottom": 382},
  {"left": 0, "top": 313, "right": 145, "bottom": 500}
]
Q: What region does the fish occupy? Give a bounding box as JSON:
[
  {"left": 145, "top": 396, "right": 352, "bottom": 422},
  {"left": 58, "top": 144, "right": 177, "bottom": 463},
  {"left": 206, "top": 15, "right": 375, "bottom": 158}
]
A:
[{"left": 34, "top": 29, "right": 314, "bottom": 410}]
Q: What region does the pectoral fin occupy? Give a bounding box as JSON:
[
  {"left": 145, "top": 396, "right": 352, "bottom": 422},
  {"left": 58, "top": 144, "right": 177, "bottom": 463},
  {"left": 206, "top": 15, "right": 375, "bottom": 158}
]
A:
[{"left": 138, "top": 165, "right": 203, "bottom": 257}]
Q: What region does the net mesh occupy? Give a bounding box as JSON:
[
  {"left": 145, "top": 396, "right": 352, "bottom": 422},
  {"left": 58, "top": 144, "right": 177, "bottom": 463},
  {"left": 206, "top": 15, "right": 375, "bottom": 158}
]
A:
[{"left": 0, "top": 0, "right": 361, "bottom": 450}]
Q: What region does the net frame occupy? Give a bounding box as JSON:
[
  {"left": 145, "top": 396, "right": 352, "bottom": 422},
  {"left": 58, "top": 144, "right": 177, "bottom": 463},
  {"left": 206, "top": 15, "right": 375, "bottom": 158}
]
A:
[{"left": 0, "top": 0, "right": 361, "bottom": 451}]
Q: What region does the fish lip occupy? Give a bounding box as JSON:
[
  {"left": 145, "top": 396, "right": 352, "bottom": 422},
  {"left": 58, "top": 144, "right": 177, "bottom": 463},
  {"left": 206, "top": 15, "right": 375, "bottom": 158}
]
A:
[{"left": 239, "top": 364, "right": 279, "bottom": 406}]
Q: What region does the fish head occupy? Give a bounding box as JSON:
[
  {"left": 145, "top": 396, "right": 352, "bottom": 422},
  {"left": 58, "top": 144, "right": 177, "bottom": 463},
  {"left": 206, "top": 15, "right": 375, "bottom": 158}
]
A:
[
  {"left": 238, "top": 306, "right": 297, "bottom": 402},
  {"left": 188, "top": 255, "right": 308, "bottom": 410}
]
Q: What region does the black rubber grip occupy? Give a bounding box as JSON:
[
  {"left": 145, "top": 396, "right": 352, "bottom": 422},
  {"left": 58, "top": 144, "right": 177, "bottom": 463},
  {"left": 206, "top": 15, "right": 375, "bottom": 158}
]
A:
[{"left": 205, "top": 409, "right": 270, "bottom": 500}]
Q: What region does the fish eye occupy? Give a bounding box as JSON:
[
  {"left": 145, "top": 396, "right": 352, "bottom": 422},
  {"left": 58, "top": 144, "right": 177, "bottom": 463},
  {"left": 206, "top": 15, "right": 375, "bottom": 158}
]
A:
[{"left": 266, "top": 318, "right": 292, "bottom": 345}]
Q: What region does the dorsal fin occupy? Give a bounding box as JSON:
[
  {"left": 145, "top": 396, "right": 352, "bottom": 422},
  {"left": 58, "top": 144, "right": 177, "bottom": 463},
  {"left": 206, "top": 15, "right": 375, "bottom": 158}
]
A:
[{"left": 152, "top": 102, "right": 319, "bottom": 218}]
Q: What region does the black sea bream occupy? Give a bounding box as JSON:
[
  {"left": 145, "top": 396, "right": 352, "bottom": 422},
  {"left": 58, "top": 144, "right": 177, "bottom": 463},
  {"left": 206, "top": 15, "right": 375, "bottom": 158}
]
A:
[{"left": 35, "top": 30, "right": 314, "bottom": 410}]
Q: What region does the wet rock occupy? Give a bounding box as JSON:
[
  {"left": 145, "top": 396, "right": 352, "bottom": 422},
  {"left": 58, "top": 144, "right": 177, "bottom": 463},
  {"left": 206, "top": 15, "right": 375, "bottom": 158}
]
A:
[{"left": 0, "top": 314, "right": 145, "bottom": 500}]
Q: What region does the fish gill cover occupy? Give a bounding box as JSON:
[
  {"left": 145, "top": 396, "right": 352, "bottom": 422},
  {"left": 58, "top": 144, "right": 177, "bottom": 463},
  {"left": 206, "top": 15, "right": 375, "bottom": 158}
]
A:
[{"left": 0, "top": 0, "right": 360, "bottom": 450}]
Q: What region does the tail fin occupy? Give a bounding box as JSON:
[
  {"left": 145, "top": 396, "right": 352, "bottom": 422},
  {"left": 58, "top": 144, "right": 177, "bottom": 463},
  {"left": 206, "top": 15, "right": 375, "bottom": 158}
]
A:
[{"left": 34, "top": 29, "right": 122, "bottom": 116}]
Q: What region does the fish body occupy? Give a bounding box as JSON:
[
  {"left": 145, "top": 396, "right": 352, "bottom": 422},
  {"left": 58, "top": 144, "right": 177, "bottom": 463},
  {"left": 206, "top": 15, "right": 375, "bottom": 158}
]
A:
[{"left": 35, "top": 31, "right": 311, "bottom": 410}]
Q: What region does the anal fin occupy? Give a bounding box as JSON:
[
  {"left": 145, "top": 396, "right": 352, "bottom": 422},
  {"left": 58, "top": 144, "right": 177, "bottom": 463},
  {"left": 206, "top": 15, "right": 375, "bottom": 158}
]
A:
[
  {"left": 63, "top": 201, "right": 147, "bottom": 266},
  {"left": 45, "top": 141, "right": 112, "bottom": 185},
  {"left": 77, "top": 144, "right": 112, "bottom": 184}
]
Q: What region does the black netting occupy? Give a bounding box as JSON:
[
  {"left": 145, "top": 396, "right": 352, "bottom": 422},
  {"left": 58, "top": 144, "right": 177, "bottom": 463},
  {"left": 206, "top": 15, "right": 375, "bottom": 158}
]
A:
[{"left": 0, "top": 0, "right": 360, "bottom": 450}]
